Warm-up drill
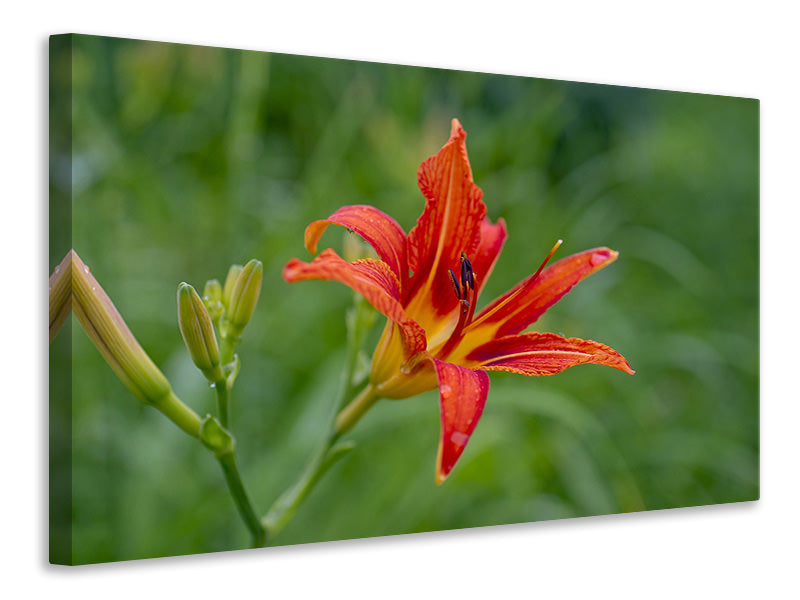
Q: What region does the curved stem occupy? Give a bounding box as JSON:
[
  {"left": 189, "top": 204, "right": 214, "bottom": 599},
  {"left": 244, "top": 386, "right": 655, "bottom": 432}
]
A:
[
  {"left": 154, "top": 391, "right": 204, "bottom": 438},
  {"left": 260, "top": 385, "right": 380, "bottom": 543},
  {"left": 216, "top": 450, "right": 266, "bottom": 547},
  {"left": 334, "top": 384, "right": 380, "bottom": 436},
  {"left": 260, "top": 294, "right": 382, "bottom": 544},
  {"left": 261, "top": 434, "right": 354, "bottom": 541}
]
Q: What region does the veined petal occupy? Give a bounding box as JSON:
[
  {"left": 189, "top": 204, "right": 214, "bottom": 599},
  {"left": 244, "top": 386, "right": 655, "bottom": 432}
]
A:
[
  {"left": 405, "top": 119, "right": 487, "bottom": 320},
  {"left": 434, "top": 360, "right": 490, "bottom": 484},
  {"left": 304, "top": 205, "right": 409, "bottom": 283},
  {"left": 471, "top": 217, "right": 507, "bottom": 298},
  {"left": 468, "top": 247, "right": 619, "bottom": 340},
  {"left": 466, "top": 332, "right": 634, "bottom": 375},
  {"left": 283, "top": 249, "right": 426, "bottom": 356}
]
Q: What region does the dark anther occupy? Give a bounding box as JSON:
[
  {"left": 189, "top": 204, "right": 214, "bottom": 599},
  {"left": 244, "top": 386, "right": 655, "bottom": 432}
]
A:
[
  {"left": 460, "top": 252, "right": 475, "bottom": 291},
  {"left": 448, "top": 269, "right": 462, "bottom": 300}
]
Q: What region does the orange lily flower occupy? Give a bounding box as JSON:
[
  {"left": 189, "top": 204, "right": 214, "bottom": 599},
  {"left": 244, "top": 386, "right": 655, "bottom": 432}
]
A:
[{"left": 284, "top": 119, "right": 633, "bottom": 483}]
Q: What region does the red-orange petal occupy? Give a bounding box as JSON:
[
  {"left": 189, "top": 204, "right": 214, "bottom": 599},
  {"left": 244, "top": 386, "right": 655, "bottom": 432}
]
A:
[
  {"left": 470, "top": 247, "right": 619, "bottom": 339},
  {"left": 404, "top": 119, "right": 487, "bottom": 317},
  {"left": 304, "top": 205, "right": 409, "bottom": 283},
  {"left": 467, "top": 332, "right": 634, "bottom": 375},
  {"left": 283, "top": 249, "right": 426, "bottom": 356},
  {"left": 434, "top": 360, "right": 490, "bottom": 484}
]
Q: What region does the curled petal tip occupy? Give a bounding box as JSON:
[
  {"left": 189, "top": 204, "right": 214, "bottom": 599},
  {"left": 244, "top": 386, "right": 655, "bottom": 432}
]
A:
[
  {"left": 591, "top": 248, "right": 618, "bottom": 268},
  {"left": 622, "top": 362, "right": 636, "bottom": 375},
  {"left": 281, "top": 258, "right": 301, "bottom": 283},
  {"left": 303, "top": 220, "right": 326, "bottom": 255},
  {"left": 450, "top": 118, "right": 465, "bottom": 139}
]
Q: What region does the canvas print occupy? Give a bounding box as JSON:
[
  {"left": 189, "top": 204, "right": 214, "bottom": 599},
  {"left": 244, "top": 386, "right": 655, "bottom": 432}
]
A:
[{"left": 49, "top": 34, "right": 759, "bottom": 565}]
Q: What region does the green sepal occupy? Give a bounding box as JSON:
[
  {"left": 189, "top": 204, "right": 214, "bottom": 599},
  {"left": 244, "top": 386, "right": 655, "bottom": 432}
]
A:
[
  {"left": 224, "top": 354, "right": 241, "bottom": 390},
  {"left": 200, "top": 414, "right": 235, "bottom": 457}
]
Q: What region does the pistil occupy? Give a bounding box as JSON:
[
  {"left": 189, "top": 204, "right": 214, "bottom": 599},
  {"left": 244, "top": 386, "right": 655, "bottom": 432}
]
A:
[{"left": 463, "top": 239, "right": 562, "bottom": 334}]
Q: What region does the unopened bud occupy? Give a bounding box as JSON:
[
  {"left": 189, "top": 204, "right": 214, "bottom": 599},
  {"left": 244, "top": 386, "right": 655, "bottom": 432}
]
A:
[
  {"left": 222, "top": 264, "right": 243, "bottom": 310},
  {"left": 70, "top": 250, "right": 171, "bottom": 405},
  {"left": 226, "top": 259, "right": 262, "bottom": 337},
  {"left": 203, "top": 278, "right": 224, "bottom": 323},
  {"left": 177, "top": 282, "right": 223, "bottom": 382}
]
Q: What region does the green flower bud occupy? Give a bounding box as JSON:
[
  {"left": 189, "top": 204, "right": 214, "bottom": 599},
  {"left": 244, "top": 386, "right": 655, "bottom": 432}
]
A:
[
  {"left": 203, "top": 278, "right": 224, "bottom": 323},
  {"left": 200, "top": 414, "right": 235, "bottom": 457},
  {"left": 226, "top": 259, "right": 262, "bottom": 337},
  {"left": 222, "top": 264, "right": 243, "bottom": 310},
  {"left": 69, "top": 250, "right": 202, "bottom": 438},
  {"left": 70, "top": 250, "right": 172, "bottom": 406},
  {"left": 177, "top": 282, "right": 223, "bottom": 382}
]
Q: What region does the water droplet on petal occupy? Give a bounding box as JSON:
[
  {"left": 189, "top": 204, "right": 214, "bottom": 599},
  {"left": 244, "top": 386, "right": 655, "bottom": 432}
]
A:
[
  {"left": 590, "top": 252, "right": 607, "bottom": 267},
  {"left": 209, "top": 382, "right": 216, "bottom": 388},
  {"left": 451, "top": 431, "right": 469, "bottom": 447},
  {"left": 53, "top": 265, "right": 60, "bottom": 274},
  {"left": 440, "top": 384, "right": 452, "bottom": 395},
  {"left": 83, "top": 265, "right": 90, "bottom": 274}
]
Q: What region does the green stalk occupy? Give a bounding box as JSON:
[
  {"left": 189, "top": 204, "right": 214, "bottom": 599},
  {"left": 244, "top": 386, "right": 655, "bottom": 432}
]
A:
[
  {"left": 334, "top": 385, "right": 380, "bottom": 436},
  {"left": 214, "top": 380, "right": 230, "bottom": 429},
  {"left": 217, "top": 450, "right": 266, "bottom": 547},
  {"left": 220, "top": 336, "right": 237, "bottom": 367},
  {"left": 261, "top": 435, "right": 355, "bottom": 540},
  {"left": 154, "top": 391, "right": 204, "bottom": 438},
  {"left": 260, "top": 288, "right": 382, "bottom": 543}
]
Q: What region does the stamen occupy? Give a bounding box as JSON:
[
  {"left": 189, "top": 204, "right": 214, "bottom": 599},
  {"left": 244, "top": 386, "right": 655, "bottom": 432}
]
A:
[
  {"left": 448, "top": 269, "right": 462, "bottom": 300},
  {"left": 463, "top": 238, "right": 563, "bottom": 333},
  {"left": 460, "top": 252, "right": 475, "bottom": 291},
  {"left": 437, "top": 253, "right": 478, "bottom": 359}
]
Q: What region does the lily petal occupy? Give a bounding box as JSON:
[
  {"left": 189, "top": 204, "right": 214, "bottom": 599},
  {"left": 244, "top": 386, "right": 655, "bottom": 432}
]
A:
[
  {"left": 434, "top": 360, "right": 490, "bottom": 484},
  {"left": 467, "top": 332, "right": 635, "bottom": 375},
  {"left": 283, "top": 249, "right": 426, "bottom": 355},
  {"left": 405, "top": 119, "right": 487, "bottom": 320},
  {"left": 304, "top": 205, "right": 409, "bottom": 283},
  {"left": 468, "top": 247, "right": 619, "bottom": 340}
]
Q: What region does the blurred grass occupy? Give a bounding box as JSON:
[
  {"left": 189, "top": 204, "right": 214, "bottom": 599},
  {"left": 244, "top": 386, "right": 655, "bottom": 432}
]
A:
[{"left": 53, "top": 34, "right": 758, "bottom": 564}]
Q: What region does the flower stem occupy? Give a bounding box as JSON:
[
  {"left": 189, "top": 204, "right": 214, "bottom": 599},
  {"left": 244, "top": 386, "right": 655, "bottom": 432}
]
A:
[
  {"left": 214, "top": 381, "right": 230, "bottom": 429},
  {"left": 154, "top": 391, "right": 203, "bottom": 438},
  {"left": 334, "top": 384, "right": 379, "bottom": 436},
  {"left": 260, "top": 385, "right": 380, "bottom": 543},
  {"left": 220, "top": 336, "right": 237, "bottom": 366},
  {"left": 261, "top": 434, "right": 354, "bottom": 541},
  {"left": 260, "top": 293, "right": 382, "bottom": 543},
  {"left": 216, "top": 449, "right": 266, "bottom": 547}
]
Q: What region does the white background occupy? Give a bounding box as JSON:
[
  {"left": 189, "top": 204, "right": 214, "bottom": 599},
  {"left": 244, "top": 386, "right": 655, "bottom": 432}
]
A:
[{"left": 5, "top": 1, "right": 797, "bottom": 597}]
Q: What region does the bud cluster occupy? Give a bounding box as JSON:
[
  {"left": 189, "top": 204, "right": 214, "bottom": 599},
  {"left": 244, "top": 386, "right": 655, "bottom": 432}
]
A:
[{"left": 177, "top": 259, "right": 262, "bottom": 385}]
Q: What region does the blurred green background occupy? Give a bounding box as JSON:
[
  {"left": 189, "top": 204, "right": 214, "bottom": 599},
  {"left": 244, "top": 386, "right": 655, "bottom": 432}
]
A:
[{"left": 50, "top": 34, "right": 758, "bottom": 564}]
